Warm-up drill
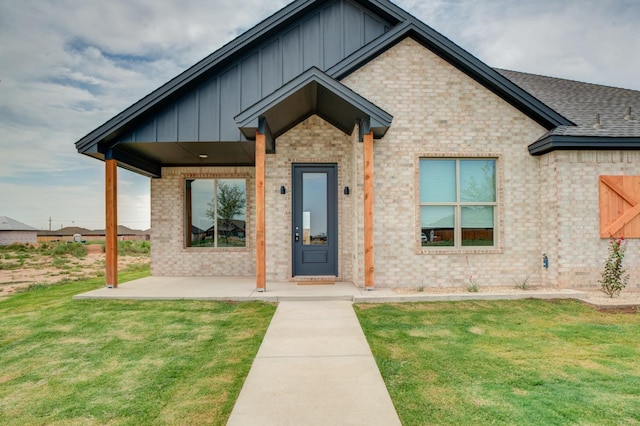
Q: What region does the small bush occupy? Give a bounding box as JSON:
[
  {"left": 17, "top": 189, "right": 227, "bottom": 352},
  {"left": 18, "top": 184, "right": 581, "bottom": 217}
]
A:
[
  {"left": 50, "top": 242, "right": 87, "bottom": 258},
  {"left": 71, "top": 244, "right": 88, "bottom": 258},
  {"left": 17, "top": 283, "right": 49, "bottom": 293},
  {"left": 118, "top": 240, "right": 151, "bottom": 256},
  {"left": 52, "top": 257, "right": 70, "bottom": 269},
  {"left": 513, "top": 275, "right": 530, "bottom": 290},
  {"left": 467, "top": 277, "right": 479, "bottom": 292},
  {"left": 0, "top": 258, "right": 24, "bottom": 270},
  {"left": 0, "top": 243, "right": 33, "bottom": 252},
  {"left": 600, "top": 237, "right": 629, "bottom": 298}
]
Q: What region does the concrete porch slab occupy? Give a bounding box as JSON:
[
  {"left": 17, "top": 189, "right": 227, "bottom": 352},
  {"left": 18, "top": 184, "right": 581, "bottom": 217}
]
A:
[
  {"left": 73, "top": 276, "right": 594, "bottom": 304},
  {"left": 72, "top": 276, "right": 364, "bottom": 302}
]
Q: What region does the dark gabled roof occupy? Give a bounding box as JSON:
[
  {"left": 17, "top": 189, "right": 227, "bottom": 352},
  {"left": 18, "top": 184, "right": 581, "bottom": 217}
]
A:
[
  {"left": 328, "top": 21, "right": 573, "bottom": 130},
  {"left": 235, "top": 67, "right": 392, "bottom": 144},
  {"left": 497, "top": 69, "right": 640, "bottom": 155},
  {"left": 0, "top": 216, "right": 38, "bottom": 232},
  {"left": 75, "top": 0, "right": 403, "bottom": 155},
  {"left": 37, "top": 226, "right": 93, "bottom": 236},
  {"left": 75, "top": 0, "right": 575, "bottom": 176}
]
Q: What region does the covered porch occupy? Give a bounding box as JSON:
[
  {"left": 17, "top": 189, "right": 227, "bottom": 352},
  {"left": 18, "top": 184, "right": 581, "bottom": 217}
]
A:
[{"left": 92, "top": 68, "right": 392, "bottom": 292}]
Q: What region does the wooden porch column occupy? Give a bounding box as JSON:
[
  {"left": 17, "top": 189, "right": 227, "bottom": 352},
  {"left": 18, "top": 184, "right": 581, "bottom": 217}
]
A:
[
  {"left": 363, "top": 130, "right": 374, "bottom": 289},
  {"left": 255, "top": 131, "right": 266, "bottom": 291},
  {"left": 105, "top": 157, "right": 118, "bottom": 288}
]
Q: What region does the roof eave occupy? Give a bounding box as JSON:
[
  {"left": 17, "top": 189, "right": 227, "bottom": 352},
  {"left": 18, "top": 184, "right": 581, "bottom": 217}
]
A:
[{"left": 529, "top": 135, "right": 640, "bottom": 156}]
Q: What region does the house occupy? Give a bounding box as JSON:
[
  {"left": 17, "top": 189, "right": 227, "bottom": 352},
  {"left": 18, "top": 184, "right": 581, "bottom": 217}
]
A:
[
  {"left": 75, "top": 0, "right": 640, "bottom": 290},
  {"left": 37, "top": 226, "right": 150, "bottom": 243},
  {"left": 0, "top": 216, "right": 38, "bottom": 245}
]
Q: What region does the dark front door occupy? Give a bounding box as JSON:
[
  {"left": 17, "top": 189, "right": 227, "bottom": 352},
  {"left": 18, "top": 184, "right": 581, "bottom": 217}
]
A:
[{"left": 292, "top": 164, "right": 338, "bottom": 276}]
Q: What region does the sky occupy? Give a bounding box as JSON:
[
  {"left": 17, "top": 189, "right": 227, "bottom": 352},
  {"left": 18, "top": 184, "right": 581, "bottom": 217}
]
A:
[{"left": 1, "top": 0, "right": 639, "bottom": 231}]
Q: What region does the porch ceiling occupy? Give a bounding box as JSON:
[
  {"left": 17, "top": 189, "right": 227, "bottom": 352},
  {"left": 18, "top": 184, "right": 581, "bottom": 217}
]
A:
[
  {"left": 235, "top": 67, "right": 393, "bottom": 142},
  {"left": 116, "top": 141, "right": 256, "bottom": 168}
]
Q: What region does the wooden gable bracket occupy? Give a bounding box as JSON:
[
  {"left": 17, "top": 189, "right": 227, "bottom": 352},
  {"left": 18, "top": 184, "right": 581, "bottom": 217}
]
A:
[{"left": 599, "top": 175, "right": 640, "bottom": 238}]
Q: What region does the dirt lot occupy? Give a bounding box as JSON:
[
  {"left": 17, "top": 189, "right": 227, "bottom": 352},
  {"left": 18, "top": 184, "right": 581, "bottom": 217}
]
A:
[{"left": 0, "top": 243, "right": 149, "bottom": 297}]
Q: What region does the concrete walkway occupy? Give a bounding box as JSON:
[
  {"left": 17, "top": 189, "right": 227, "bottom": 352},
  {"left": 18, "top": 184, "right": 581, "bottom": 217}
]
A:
[{"left": 226, "top": 300, "right": 401, "bottom": 426}]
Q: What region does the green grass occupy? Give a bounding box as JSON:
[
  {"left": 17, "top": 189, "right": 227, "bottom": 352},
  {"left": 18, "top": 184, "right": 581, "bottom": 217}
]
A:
[
  {"left": 355, "top": 300, "right": 640, "bottom": 425},
  {"left": 0, "top": 268, "right": 276, "bottom": 425}
]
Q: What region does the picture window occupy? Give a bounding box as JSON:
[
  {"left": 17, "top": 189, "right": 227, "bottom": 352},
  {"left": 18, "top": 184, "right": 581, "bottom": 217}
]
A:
[
  {"left": 185, "top": 178, "right": 247, "bottom": 248},
  {"left": 420, "top": 159, "right": 496, "bottom": 248}
]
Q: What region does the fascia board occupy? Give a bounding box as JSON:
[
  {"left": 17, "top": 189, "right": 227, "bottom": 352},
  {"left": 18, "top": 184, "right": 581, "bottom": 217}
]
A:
[{"left": 529, "top": 135, "right": 640, "bottom": 155}]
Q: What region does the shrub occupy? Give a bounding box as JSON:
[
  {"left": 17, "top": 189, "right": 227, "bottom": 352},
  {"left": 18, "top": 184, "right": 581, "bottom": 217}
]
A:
[
  {"left": 0, "top": 243, "right": 33, "bottom": 252},
  {"left": 53, "top": 257, "right": 70, "bottom": 269},
  {"left": 118, "top": 240, "right": 150, "bottom": 256},
  {"left": 51, "top": 242, "right": 87, "bottom": 258},
  {"left": 467, "top": 277, "right": 479, "bottom": 292},
  {"left": 599, "top": 237, "right": 629, "bottom": 298},
  {"left": 71, "top": 244, "right": 88, "bottom": 258},
  {"left": 513, "top": 275, "right": 530, "bottom": 290}
]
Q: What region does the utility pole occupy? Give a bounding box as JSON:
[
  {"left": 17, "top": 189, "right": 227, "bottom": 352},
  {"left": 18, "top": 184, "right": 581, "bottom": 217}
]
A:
[{"left": 48, "top": 216, "right": 52, "bottom": 231}]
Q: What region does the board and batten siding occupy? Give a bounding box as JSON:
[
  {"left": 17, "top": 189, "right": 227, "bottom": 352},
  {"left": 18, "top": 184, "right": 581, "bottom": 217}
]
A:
[{"left": 121, "top": 0, "right": 390, "bottom": 144}]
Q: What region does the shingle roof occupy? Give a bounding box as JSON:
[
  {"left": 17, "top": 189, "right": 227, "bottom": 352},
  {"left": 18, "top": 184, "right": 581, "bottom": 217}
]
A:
[
  {"left": 0, "top": 216, "right": 38, "bottom": 231},
  {"left": 497, "top": 69, "right": 640, "bottom": 139}
]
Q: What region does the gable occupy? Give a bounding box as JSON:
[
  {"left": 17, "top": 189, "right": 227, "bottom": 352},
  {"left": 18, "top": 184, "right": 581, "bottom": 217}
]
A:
[
  {"left": 342, "top": 37, "right": 548, "bottom": 139},
  {"left": 82, "top": 0, "right": 395, "bottom": 149}
]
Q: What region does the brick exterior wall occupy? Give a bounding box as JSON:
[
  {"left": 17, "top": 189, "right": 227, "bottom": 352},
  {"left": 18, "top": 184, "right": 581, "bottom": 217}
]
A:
[
  {"left": 341, "top": 38, "right": 550, "bottom": 288},
  {"left": 151, "top": 167, "right": 255, "bottom": 276},
  {"left": 539, "top": 151, "right": 640, "bottom": 289},
  {"left": 149, "top": 37, "right": 639, "bottom": 289}
]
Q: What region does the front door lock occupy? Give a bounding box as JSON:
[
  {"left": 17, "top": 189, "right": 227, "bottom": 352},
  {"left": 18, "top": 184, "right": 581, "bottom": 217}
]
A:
[{"left": 295, "top": 232, "right": 299, "bottom": 242}]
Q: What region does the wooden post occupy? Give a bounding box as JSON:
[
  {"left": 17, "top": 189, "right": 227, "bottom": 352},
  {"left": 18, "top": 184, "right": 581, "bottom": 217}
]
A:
[
  {"left": 105, "top": 157, "right": 118, "bottom": 288},
  {"left": 363, "top": 131, "right": 374, "bottom": 290},
  {"left": 255, "top": 131, "right": 266, "bottom": 291}
]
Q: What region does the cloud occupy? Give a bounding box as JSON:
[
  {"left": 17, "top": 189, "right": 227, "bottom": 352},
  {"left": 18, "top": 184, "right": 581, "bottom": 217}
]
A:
[
  {"left": 0, "top": 0, "right": 290, "bottom": 162},
  {"left": 0, "top": 167, "right": 149, "bottom": 230},
  {"left": 397, "top": 0, "right": 640, "bottom": 90}
]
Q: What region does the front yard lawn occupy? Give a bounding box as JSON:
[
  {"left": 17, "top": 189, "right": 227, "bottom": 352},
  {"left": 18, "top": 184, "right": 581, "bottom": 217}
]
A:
[
  {"left": 0, "top": 269, "right": 275, "bottom": 425},
  {"left": 355, "top": 300, "right": 640, "bottom": 425}
]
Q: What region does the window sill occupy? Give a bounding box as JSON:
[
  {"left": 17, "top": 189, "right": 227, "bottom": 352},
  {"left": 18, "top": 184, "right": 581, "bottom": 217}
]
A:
[
  {"left": 416, "top": 247, "right": 503, "bottom": 255},
  {"left": 184, "top": 247, "right": 250, "bottom": 253}
]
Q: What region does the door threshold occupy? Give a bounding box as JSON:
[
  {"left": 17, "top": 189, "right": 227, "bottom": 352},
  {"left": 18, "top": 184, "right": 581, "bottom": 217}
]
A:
[{"left": 295, "top": 276, "right": 337, "bottom": 285}]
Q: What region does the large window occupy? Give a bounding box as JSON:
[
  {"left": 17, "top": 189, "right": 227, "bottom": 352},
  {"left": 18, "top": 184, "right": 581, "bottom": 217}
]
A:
[
  {"left": 186, "top": 179, "right": 246, "bottom": 248},
  {"left": 420, "top": 159, "right": 496, "bottom": 248}
]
